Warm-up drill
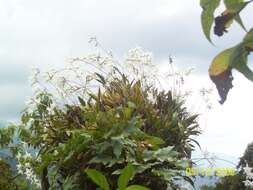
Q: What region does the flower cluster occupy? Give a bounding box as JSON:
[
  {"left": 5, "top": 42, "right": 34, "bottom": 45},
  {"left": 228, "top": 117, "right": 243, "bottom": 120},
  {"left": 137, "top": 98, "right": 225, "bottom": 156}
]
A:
[
  {"left": 16, "top": 142, "right": 41, "bottom": 189},
  {"left": 125, "top": 47, "right": 153, "bottom": 65}
]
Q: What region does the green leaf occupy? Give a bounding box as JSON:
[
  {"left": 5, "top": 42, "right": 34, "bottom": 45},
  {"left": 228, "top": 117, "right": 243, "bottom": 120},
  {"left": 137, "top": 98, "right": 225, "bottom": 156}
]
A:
[
  {"left": 209, "top": 28, "right": 253, "bottom": 104},
  {"left": 118, "top": 164, "right": 134, "bottom": 190},
  {"left": 21, "top": 112, "right": 30, "bottom": 124},
  {"left": 224, "top": 0, "right": 244, "bottom": 5},
  {"left": 243, "top": 28, "right": 253, "bottom": 44},
  {"left": 144, "top": 135, "right": 165, "bottom": 148},
  {"left": 85, "top": 169, "right": 110, "bottom": 190},
  {"left": 200, "top": 0, "right": 221, "bottom": 42},
  {"left": 224, "top": 1, "right": 250, "bottom": 12},
  {"left": 78, "top": 96, "right": 86, "bottom": 106},
  {"left": 125, "top": 185, "right": 150, "bottom": 190},
  {"left": 111, "top": 138, "right": 123, "bottom": 159},
  {"left": 142, "top": 146, "right": 176, "bottom": 162},
  {"left": 230, "top": 43, "right": 253, "bottom": 81},
  {"left": 230, "top": 29, "right": 253, "bottom": 80},
  {"left": 95, "top": 72, "right": 106, "bottom": 85},
  {"left": 234, "top": 15, "right": 247, "bottom": 31}
]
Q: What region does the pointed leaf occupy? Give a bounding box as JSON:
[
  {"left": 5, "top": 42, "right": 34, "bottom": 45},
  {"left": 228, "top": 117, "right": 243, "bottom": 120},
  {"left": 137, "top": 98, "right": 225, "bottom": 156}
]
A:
[
  {"left": 234, "top": 15, "right": 247, "bottom": 31},
  {"left": 85, "top": 169, "right": 110, "bottom": 190},
  {"left": 118, "top": 164, "right": 134, "bottom": 190},
  {"left": 78, "top": 96, "right": 86, "bottom": 106},
  {"left": 95, "top": 72, "right": 106, "bottom": 85},
  {"left": 200, "top": 0, "right": 221, "bottom": 42}
]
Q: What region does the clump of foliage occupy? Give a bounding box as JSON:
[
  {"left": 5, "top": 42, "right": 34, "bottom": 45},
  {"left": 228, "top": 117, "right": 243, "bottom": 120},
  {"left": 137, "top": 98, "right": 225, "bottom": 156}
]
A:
[
  {"left": 0, "top": 158, "right": 16, "bottom": 190},
  {"left": 200, "top": 173, "right": 251, "bottom": 190},
  {"left": 0, "top": 46, "right": 202, "bottom": 189},
  {"left": 200, "top": 0, "right": 253, "bottom": 104}
]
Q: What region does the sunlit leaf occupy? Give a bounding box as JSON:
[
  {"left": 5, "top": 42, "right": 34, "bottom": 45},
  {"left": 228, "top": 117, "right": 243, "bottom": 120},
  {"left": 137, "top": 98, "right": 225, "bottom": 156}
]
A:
[
  {"left": 209, "top": 48, "right": 233, "bottom": 76},
  {"left": 85, "top": 169, "right": 110, "bottom": 190},
  {"left": 118, "top": 163, "right": 134, "bottom": 190}
]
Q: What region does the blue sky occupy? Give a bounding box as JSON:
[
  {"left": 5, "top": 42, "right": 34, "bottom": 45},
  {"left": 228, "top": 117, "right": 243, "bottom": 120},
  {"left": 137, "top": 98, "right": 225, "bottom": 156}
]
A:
[{"left": 1, "top": 0, "right": 253, "bottom": 159}]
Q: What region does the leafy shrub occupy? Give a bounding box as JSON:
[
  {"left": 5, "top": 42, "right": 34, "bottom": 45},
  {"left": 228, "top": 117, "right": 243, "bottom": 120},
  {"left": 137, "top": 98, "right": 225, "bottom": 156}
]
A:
[{"left": 0, "top": 47, "right": 202, "bottom": 189}]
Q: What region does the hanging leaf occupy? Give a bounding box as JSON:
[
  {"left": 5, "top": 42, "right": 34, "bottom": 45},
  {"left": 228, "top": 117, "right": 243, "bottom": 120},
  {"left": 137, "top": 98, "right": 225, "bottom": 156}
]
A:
[
  {"left": 209, "top": 48, "right": 234, "bottom": 104},
  {"left": 200, "top": 0, "right": 221, "bottom": 42},
  {"left": 210, "top": 29, "right": 253, "bottom": 104},
  {"left": 214, "top": 1, "right": 252, "bottom": 36}
]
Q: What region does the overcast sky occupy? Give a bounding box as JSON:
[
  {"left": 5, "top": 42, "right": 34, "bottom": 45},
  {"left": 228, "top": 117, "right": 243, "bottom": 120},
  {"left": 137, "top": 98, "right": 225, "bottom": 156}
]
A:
[{"left": 1, "top": 0, "right": 253, "bottom": 159}]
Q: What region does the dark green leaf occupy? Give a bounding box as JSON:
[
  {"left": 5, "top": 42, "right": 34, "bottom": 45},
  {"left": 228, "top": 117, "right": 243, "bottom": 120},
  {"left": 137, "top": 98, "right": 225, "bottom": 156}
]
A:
[
  {"left": 78, "top": 96, "right": 86, "bottom": 106},
  {"left": 95, "top": 72, "right": 106, "bottom": 85}
]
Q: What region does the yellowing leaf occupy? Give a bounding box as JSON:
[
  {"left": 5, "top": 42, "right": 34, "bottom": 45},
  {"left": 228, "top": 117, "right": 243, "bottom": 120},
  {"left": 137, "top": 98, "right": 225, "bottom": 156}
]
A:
[
  {"left": 209, "top": 48, "right": 233, "bottom": 76},
  {"left": 209, "top": 48, "right": 235, "bottom": 104}
]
